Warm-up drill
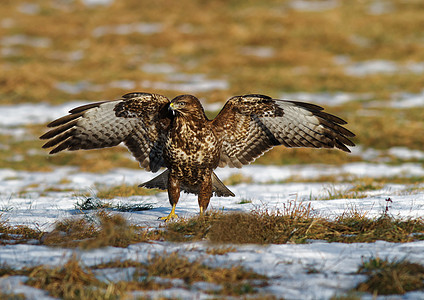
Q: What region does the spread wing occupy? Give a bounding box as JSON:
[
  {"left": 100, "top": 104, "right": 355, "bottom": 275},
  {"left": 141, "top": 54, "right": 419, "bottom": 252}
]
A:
[
  {"left": 212, "top": 94, "right": 355, "bottom": 168},
  {"left": 40, "top": 92, "right": 171, "bottom": 172}
]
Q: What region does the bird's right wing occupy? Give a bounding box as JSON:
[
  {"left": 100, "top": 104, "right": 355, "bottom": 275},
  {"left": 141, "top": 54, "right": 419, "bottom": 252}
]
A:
[
  {"left": 40, "top": 92, "right": 171, "bottom": 172},
  {"left": 212, "top": 94, "right": 355, "bottom": 168}
]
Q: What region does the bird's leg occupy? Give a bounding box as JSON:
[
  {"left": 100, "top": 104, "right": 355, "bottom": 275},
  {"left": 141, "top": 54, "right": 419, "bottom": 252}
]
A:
[
  {"left": 160, "top": 174, "right": 180, "bottom": 222},
  {"left": 198, "top": 172, "right": 213, "bottom": 215}
]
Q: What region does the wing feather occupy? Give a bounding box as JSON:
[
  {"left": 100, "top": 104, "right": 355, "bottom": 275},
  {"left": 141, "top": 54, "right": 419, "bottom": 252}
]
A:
[
  {"left": 212, "top": 94, "right": 355, "bottom": 168},
  {"left": 40, "top": 92, "right": 171, "bottom": 172}
]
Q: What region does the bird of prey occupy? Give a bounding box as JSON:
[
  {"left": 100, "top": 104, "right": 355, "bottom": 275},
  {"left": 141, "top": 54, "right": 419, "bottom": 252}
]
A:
[{"left": 40, "top": 92, "right": 355, "bottom": 221}]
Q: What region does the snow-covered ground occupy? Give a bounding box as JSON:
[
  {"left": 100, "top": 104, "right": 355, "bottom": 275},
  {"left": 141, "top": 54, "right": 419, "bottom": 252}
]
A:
[
  {"left": 1, "top": 163, "right": 424, "bottom": 299},
  {"left": 1, "top": 99, "right": 423, "bottom": 298}
]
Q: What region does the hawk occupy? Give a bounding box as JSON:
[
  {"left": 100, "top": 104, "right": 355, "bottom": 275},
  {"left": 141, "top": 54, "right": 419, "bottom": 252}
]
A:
[{"left": 40, "top": 92, "right": 355, "bottom": 221}]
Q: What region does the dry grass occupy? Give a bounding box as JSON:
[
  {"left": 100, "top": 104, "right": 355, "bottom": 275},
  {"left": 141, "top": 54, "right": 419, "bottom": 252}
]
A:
[
  {"left": 0, "top": 292, "right": 26, "bottom": 300},
  {"left": 356, "top": 257, "right": 424, "bottom": 295},
  {"left": 41, "top": 212, "right": 161, "bottom": 249},
  {"left": 164, "top": 204, "right": 424, "bottom": 244},
  {"left": 205, "top": 246, "right": 238, "bottom": 255},
  {"left": 143, "top": 251, "right": 266, "bottom": 287},
  {"left": 310, "top": 178, "right": 385, "bottom": 201},
  {"left": 311, "top": 185, "right": 367, "bottom": 201},
  {"left": 285, "top": 174, "right": 424, "bottom": 188},
  {"left": 74, "top": 196, "right": 153, "bottom": 212},
  {"left": 2, "top": 4, "right": 424, "bottom": 296},
  {"left": 223, "top": 173, "right": 253, "bottom": 186},
  {"left": 348, "top": 108, "right": 424, "bottom": 151},
  {"left": 1, "top": 0, "right": 424, "bottom": 172},
  {"left": 0, "top": 218, "right": 43, "bottom": 245},
  {"left": 25, "top": 256, "right": 116, "bottom": 300},
  {"left": 3, "top": 204, "right": 424, "bottom": 248},
  {"left": 331, "top": 293, "right": 361, "bottom": 300},
  {"left": 94, "top": 184, "right": 160, "bottom": 199},
  {"left": 1, "top": 251, "right": 269, "bottom": 298},
  {"left": 2, "top": 1, "right": 424, "bottom": 104}
]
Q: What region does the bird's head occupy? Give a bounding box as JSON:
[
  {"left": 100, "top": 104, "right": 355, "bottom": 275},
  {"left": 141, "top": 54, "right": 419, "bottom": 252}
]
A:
[{"left": 169, "top": 95, "right": 206, "bottom": 120}]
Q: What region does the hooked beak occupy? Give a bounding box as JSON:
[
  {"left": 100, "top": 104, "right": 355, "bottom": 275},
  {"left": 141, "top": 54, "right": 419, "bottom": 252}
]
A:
[{"left": 168, "top": 102, "right": 176, "bottom": 116}]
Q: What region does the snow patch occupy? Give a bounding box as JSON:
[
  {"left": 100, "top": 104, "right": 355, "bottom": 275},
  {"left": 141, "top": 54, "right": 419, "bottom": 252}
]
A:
[
  {"left": 81, "top": 0, "right": 114, "bottom": 6},
  {"left": 92, "top": 23, "right": 163, "bottom": 37},
  {"left": 240, "top": 46, "right": 275, "bottom": 58},
  {"left": 341, "top": 59, "right": 424, "bottom": 77},
  {"left": 289, "top": 0, "right": 339, "bottom": 12},
  {"left": 141, "top": 74, "right": 228, "bottom": 93},
  {"left": 0, "top": 102, "right": 87, "bottom": 127},
  {"left": 1, "top": 34, "right": 51, "bottom": 48},
  {"left": 1, "top": 163, "right": 424, "bottom": 299},
  {"left": 390, "top": 89, "right": 424, "bottom": 108},
  {"left": 280, "top": 91, "right": 372, "bottom": 106}
]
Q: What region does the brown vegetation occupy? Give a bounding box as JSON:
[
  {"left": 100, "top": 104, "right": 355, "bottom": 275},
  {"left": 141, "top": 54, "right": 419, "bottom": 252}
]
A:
[
  {"left": 1, "top": 0, "right": 424, "bottom": 172},
  {"left": 356, "top": 257, "right": 424, "bottom": 295}
]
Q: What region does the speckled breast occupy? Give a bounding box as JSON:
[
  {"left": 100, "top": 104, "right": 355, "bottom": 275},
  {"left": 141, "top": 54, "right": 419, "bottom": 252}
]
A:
[{"left": 164, "top": 121, "right": 221, "bottom": 185}]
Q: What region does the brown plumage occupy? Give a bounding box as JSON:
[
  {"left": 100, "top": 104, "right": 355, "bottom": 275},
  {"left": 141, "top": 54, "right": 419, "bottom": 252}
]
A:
[{"left": 40, "top": 92, "right": 355, "bottom": 220}]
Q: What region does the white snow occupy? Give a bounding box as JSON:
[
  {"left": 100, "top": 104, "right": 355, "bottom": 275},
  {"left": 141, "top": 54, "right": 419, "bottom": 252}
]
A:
[
  {"left": 17, "top": 3, "right": 41, "bottom": 15},
  {"left": 1, "top": 165, "right": 424, "bottom": 299},
  {"left": 334, "top": 56, "right": 424, "bottom": 77},
  {"left": 367, "top": 1, "right": 394, "bottom": 15},
  {"left": 1, "top": 163, "right": 424, "bottom": 298},
  {"left": 141, "top": 63, "right": 177, "bottom": 74},
  {"left": 289, "top": 0, "right": 339, "bottom": 12},
  {"left": 279, "top": 91, "right": 373, "bottom": 106},
  {"left": 1, "top": 100, "right": 424, "bottom": 299},
  {"left": 342, "top": 59, "right": 424, "bottom": 77},
  {"left": 388, "top": 147, "right": 424, "bottom": 160},
  {"left": 1, "top": 34, "right": 52, "bottom": 48},
  {"left": 141, "top": 74, "right": 229, "bottom": 93},
  {"left": 2, "top": 239, "right": 424, "bottom": 299},
  {"left": 92, "top": 23, "right": 163, "bottom": 37},
  {"left": 53, "top": 74, "right": 228, "bottom": 95},
  {"left": 350, "top": 145, "right": 424, "bottom": 162},
  {"left": 81, "top": 0, "right": 114, "bottom": 6},
  {"left": 0, "top": 102, "right": 87, "bottom": 127},
  {"left": 240, "top": 46, "right": 275, "bottom": 58},
  {"left": 390, "top": 89, "right": 424, "bottom": 108}
]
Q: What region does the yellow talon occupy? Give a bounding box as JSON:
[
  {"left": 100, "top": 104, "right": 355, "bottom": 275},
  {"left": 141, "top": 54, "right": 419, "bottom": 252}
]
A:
[
  {"left": 199, "top": 206, "right": 204, "bottom": 215},
  {"left": 159, "top": 204, "right": 179, "bottom": 222}
]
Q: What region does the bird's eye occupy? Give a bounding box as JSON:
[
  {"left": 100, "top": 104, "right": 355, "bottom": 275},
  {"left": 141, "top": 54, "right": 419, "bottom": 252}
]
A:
[{"left": 179, "top": 102, "right": 186, "bottom": 106}]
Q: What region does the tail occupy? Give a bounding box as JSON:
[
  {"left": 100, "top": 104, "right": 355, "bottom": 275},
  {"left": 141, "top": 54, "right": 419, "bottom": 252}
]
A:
[
  {"left": 139, "top": 169, "right": 235, "bottom": 197},
  {"left": 211, "top": 172, "right": 235, "bottom": 197},
  {"left": 139, "top": 169, "right": 169, "bottom": 191}
]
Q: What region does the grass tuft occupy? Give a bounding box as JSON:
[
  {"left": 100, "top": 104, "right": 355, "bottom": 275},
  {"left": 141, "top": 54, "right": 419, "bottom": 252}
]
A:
[
  {"left": 356, "top": 257, "right": 424, "bottom": 295},
  {"left": 205, "top": 246, "right": 237, "bottom": 255},
  {"left": 42, "top": 212, "right": 160, "bottom": 249},
  {"left": 142, "top": 251, "right": 268, "bottom": 295},
  {"left": 165, "top": 204, "right": 424, "bottom": 244},
  {"left": 165, "top": 202, "right": 314, "bottom": 244},
  {"left": 0, "top": 292, "right": 26, "bottom": 300},
  {"left": 0, "top": 218, "right": 43, "bottom": 245},
  {"left": 312, "top": 184, "right": 367, "bottom": 201},
  {"left": 74, "top": 197, "right": 112, "bottom": 210},
  {"left": 223, "top": 173, "right": 253, "bottom": 186},
  {"left": 74, "top": 196, "right": 153, "bottom": 212},
  {"left": 4, "top": 206, "right": 424, "bottom": 248},
  {"left": 25, "top": 255, "right": 120, "bottom": 300},
  {"left": 331, "top": 292, "right": 361, "bottom": 300},
  {"left": 92, "top": 251, "right": 268, "bottom": 296},
  {"left": 94, "top": 184, "right": 161, "bottom": 199}
]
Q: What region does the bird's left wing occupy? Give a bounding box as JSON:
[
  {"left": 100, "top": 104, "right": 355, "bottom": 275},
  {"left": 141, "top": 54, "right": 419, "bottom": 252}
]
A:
[
  {"left": 211, "top": 94, "right": 355, "bottom": 168},
  {"left": 40, "top": 92, "right": 171, "bottom": 172}
]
